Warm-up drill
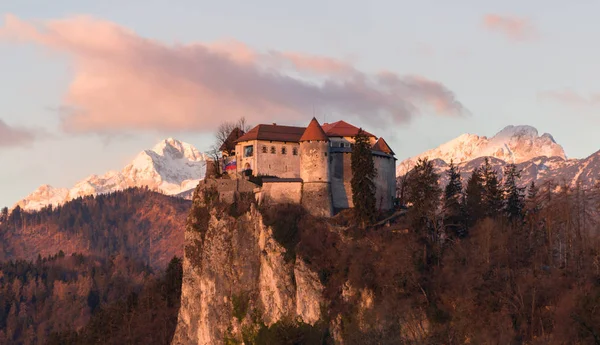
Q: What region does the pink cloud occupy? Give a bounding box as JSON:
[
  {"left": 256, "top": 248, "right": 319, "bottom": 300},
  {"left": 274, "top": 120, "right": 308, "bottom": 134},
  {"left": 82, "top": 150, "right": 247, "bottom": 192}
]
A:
[
  {"left": 0, "top": 119, "right": 36, "bottom": 147},
  {"left": 538, "top": 89, "right": 600, "bottom": 107},
  {"left": 0, "top": 14, "right": 467, "bottom": 134},
  {"left": 482, "top": 14, "right": 537, "bottom": 41}
]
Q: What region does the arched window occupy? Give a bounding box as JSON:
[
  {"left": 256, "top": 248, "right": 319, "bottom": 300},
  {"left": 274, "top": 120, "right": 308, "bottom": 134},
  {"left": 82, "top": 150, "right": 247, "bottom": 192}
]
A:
[
  {"left": 262, "top": 146, "right": 267, "bottom": 153},
  {"left": 292, "top": 147, "right": 298, "bottom": 155},
  {"left": 270, "top": 146, "right": 276, "bottom": 154},
  {"left": 281, "top": 146, "right": 287, "bottom": 155}
]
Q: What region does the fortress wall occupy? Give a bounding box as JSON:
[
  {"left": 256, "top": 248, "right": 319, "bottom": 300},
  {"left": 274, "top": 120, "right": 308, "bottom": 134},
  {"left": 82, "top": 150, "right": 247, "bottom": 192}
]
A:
[
  {"left": 330, "top": 152, "right": 353, "bottom": 209},
  {"left": 197, "top": 178, "right": 258, "bottom": 204},
  {"left": 260, "top": 181, "right": 302, "bottom": 204},
  {"left": 373, "top": 155, "right": 396, "bottom": 210},
  {"left": 300, "top": 141, "right": 329, "bottom": 182},
  {"left": 255, "top": 141, "right": 301, "bottom": 178},
  {"left": 301, "top": 182, "right": 333, "bottom": 218}
]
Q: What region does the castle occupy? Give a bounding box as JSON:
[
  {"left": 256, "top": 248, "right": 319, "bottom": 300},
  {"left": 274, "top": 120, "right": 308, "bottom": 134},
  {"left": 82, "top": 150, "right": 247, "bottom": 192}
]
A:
[{"left": 216, "top": 118, "right": 397, "bottom": 217}]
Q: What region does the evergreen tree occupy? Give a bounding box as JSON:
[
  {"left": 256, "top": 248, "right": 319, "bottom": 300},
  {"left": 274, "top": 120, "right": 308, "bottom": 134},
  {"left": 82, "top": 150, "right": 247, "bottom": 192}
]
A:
[
  {"left": 503, "top": 163, "right": 525, "bottom": 222},
  {"left": 481, "top": 158, "right": 503, "bottom": 218},
  {"left": 351, "top": 129, "right": 377, "bottom": 227},
  {"left": 406, "top": 158, "right": 441, "bottom": 232},
  {"left": 525, "top": 181, "right": 539, "bottom": 215},
  {"left": 0, "top": 207, "right": 7, "bottom": 223},
  {"left": 443, "top": 160, "right": 465, "bottom": 237},
  {"left": 464, "top": 168, "right": 485, "bottom": 229}
]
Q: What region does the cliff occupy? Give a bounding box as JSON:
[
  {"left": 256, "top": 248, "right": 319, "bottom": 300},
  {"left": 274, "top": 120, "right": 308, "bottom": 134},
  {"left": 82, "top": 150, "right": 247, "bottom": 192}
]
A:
[
  {"left": 172, "top": 185, "right": 430, "bottom": 345},
  {"left": 172, "top": 188, "right": 328, "bottom": 344}
]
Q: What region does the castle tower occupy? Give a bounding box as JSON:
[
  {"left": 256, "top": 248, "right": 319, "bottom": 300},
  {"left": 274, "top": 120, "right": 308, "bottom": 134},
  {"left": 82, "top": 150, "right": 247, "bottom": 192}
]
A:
[{"left": 299, "top": 118, "right": 333, "bottom": 217}]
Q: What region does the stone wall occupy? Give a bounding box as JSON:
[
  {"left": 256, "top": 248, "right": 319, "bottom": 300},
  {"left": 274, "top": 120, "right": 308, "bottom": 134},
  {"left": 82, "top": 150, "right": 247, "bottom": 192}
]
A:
[
  {"left": 196, "top": 178, "right": 258, "bottom": 204},
  {"left": 373, "top": 154, "right": 396, "bottom": 211},
  {"left": 329, "top": 151, "right": 396, "bottom": 211},
  {"left": 259, "top": 180, "right": 303, "bottom": 204},
  {"left": 330, "top": 152, "right": 353, "bottom": 209},
  {"left": 301, "top": 182, "right": 332, "bottom": 217},
  {"left": 256, "top": 141, "right": 301, "bottom": 178},
  {"left": 300, "top": 141, "right": 329, "bottom": 182}
]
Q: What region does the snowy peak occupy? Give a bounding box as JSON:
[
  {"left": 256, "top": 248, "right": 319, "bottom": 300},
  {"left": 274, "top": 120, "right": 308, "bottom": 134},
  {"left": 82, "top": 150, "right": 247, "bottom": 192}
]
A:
[
  {"left": 397, "top": 125, "right": 566, "bottom": 175},
  {"left": 15, "top": 138, "right": 209, "bottom": 211},
  {"left": 151, "top": 138, "right": 205, "bottom": 162}
]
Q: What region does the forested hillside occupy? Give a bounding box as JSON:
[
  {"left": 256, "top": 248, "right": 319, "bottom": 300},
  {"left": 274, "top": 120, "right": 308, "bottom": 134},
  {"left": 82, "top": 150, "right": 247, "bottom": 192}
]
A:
[
  {"left": 0, "top": 187, "right": 190, "bottom": 270},
  {"left": 0, "top": 253, "right": 182, "bottom": 344}
]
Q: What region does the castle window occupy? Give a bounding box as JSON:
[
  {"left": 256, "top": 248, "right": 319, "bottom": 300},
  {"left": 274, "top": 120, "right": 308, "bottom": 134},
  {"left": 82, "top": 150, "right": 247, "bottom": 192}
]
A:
[
  {"left": 292, "top": 147, "right": 298, "bottom": 155},
  {"left": 270, "top": 146, "right": 276, "bottom": 154},
  {"left": 262, "top": 146, "right": 267, "bottom": 153},
  {"left": 324, "top": 152, "right": 328, "bottom": 157},
  {"left": 243, "top": 145, "right": 253, "bottom": 157},
  {"left": 281, "top": 146, "right": 287, "bottom": 155}
]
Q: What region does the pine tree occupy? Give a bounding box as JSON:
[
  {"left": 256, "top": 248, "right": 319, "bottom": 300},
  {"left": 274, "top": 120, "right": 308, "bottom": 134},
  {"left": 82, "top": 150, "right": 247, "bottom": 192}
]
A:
[
  {"left": 0, "top": 207, "right": 7, "bottom": 223},
  {"left": 464, "top": 168, "right": 485, "bottom": 229},
  {"left": 525, "top": 181, "right": 539, "bottom": 214},
  {"left": 406, "top": 158, "right": 441, "bottom": 232},
  {"left": 443, "top": 160, "right": 465, "bottom": 237},
  {"left": 351, "top": 128, "right": 377, "bottom": 227},
  {"left": 481, "top": 158, "right": 503, "bottom": 218},
  {"left": 503, "top": 163, "right": 525, "bottom": 222}
]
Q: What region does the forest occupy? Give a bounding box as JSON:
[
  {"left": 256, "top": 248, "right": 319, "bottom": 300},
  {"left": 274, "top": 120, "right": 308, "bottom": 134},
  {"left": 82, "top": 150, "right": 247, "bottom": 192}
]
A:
[
  {"left": 0, "top": 187, "right": 190, "bottom": 269},
  {"left": 257, "top": 157, "right": 600, "bottom": 344},
  {"left": 0, "top": 252, "right": 182, "bottom": 344}
]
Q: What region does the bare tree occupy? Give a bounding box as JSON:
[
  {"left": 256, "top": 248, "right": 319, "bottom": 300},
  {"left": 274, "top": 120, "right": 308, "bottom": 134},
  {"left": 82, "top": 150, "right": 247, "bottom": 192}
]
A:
[
  {"left": 215, "top": 117, "right": 251, "bottom": 152},
  {"left": 207, "top": 117, "right": 251, "bottom": 178}
]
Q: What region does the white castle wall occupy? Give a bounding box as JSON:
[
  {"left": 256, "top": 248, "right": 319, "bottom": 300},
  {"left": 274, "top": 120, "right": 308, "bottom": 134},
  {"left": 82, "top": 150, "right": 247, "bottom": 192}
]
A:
[{"left": 235, "top": 140, "right": 300, "bottom": 178}]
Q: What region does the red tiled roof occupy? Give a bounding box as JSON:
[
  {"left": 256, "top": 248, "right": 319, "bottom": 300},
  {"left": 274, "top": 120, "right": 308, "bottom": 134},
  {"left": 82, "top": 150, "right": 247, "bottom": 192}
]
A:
[
  {"left": 300, "top": 118, "right": 328, "bottom": 142},
  {"left": 321, "top": 120, "right": 375, "bottom": 138},
  {"left": 235, "top": 124, "right": 306, "bottom": 143},
  {"left": 219, "top": 127, "right": 245, "bottom": 152},
  {"left": 235, "top": 120, "right": 376, "bottom": 143},
  {"left": 372, "top": 137, "right": 395, "bottom": 155}
]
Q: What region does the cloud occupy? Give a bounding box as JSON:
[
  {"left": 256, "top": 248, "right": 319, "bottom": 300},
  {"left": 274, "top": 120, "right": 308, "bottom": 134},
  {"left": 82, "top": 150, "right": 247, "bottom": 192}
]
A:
[
  {"left": 0, "top": 119, "right": 37, "bottom": 147},
  {"left": 0, "top": 14, "right": 467, "bottom": 134},
  {"left": 538, "top": 89, "right": 600, "bottom": 107},
  {"left": 482, "top": 14, "right": 537, "bottom": 41}
]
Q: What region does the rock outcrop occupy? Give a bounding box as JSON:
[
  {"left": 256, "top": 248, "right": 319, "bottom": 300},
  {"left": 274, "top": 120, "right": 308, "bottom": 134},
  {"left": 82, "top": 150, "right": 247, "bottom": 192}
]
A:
[{"left": 172, "top": 193, "right": 325, "bottom": 345}]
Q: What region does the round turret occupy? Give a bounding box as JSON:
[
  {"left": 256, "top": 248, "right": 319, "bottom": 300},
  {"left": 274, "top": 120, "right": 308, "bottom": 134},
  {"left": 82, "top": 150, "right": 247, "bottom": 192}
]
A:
[{"left": 299, "top": 118, "right": 330, "bottom": 183}]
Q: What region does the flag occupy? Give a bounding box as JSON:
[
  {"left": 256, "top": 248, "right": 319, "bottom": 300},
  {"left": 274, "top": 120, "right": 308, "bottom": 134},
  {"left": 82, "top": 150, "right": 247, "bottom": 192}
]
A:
[{"left": 224, "top": 159, "right": 237, "bottom": 171}]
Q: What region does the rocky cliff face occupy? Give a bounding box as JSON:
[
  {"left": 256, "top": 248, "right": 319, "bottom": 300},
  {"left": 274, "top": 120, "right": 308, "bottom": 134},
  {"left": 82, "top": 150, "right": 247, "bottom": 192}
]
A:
[
  {"left": 172, "top": 194, "right": 326, "bottom": 345},
  {"left": 173, "top": 185, "right": 432, "bottom": 345}
]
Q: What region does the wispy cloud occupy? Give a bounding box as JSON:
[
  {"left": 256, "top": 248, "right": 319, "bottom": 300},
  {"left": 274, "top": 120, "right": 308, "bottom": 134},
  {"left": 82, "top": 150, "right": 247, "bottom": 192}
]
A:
[
  {"left": 0, "top": 14, "right": 467, "bottom": 134},
  {"left": 538, "top": 89, "right": 600, "bottom": 107},
  {"left": 0, "top": 119, "right": 37, "bottom": 148},
  {"left": 482, "top": 14, "right": 537, "bottom": 41}
]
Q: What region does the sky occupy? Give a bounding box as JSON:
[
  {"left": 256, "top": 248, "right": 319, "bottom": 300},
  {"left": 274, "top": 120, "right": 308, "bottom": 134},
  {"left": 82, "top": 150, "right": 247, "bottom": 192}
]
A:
[{"left": 1, "top": 0, "right": 599, "bottom": 208}]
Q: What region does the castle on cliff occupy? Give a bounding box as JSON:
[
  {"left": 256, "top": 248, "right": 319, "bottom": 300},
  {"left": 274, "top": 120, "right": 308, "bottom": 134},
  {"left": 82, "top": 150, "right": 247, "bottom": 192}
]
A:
[{"left": 215, "top": 118, "right": 397, "bottom": 217}]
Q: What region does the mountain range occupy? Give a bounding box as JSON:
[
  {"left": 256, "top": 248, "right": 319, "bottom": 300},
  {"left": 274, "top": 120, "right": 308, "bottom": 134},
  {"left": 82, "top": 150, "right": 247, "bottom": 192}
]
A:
[
  {"left": 14, "top": 138, "right": 208, "bottom": 211},
  {"left": 397, "top": 125, "right": 599, "bottom": 190},
  {"left": 13, "top": 124, "right": 600, "bottom": 212}
]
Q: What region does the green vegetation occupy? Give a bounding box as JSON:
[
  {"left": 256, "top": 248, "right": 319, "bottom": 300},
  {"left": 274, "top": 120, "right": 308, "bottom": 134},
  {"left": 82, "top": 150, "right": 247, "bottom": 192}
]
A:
[
  {"left": 260, "top": 203, "right": 306, "bottom": 262},
  {"left": 350, "top": 128, "right": 377, "bottom": 227},
  {"left": 232, "top": 292, "right": 250, "bottom": 322},
  {"left": 241, "top": 319, "right": 330, "bottom": 345}
]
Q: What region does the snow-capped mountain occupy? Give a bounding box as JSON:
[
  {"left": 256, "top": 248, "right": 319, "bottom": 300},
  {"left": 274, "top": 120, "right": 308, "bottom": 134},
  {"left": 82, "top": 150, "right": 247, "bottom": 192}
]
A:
[
  {"left": 15, "top": 138, "right": 208, "bottom": 211},
  {"left": 396, "top": 125, "right": 600, "bottom": 192},
  {"left": 397, "top": 125, "right": 566, "bottom": 176}
]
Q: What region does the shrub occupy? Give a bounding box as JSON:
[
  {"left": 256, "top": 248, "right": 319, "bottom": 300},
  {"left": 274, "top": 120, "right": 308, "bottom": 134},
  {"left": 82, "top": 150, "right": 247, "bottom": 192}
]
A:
[
  {"left": 232, "top": 292, "right": 250, "bottom": 322},
  {"left": 260, "top": 204, "right": 306, "bottom": 262}
]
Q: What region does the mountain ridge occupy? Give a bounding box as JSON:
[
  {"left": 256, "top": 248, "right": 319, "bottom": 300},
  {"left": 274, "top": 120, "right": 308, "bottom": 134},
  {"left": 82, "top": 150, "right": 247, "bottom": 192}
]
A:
[
  {"left": 397, "top": 125, "right": 567, "bottom": 176},
  {"left": 14, "top": 138, "right": 208, "bottom": 211}
]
